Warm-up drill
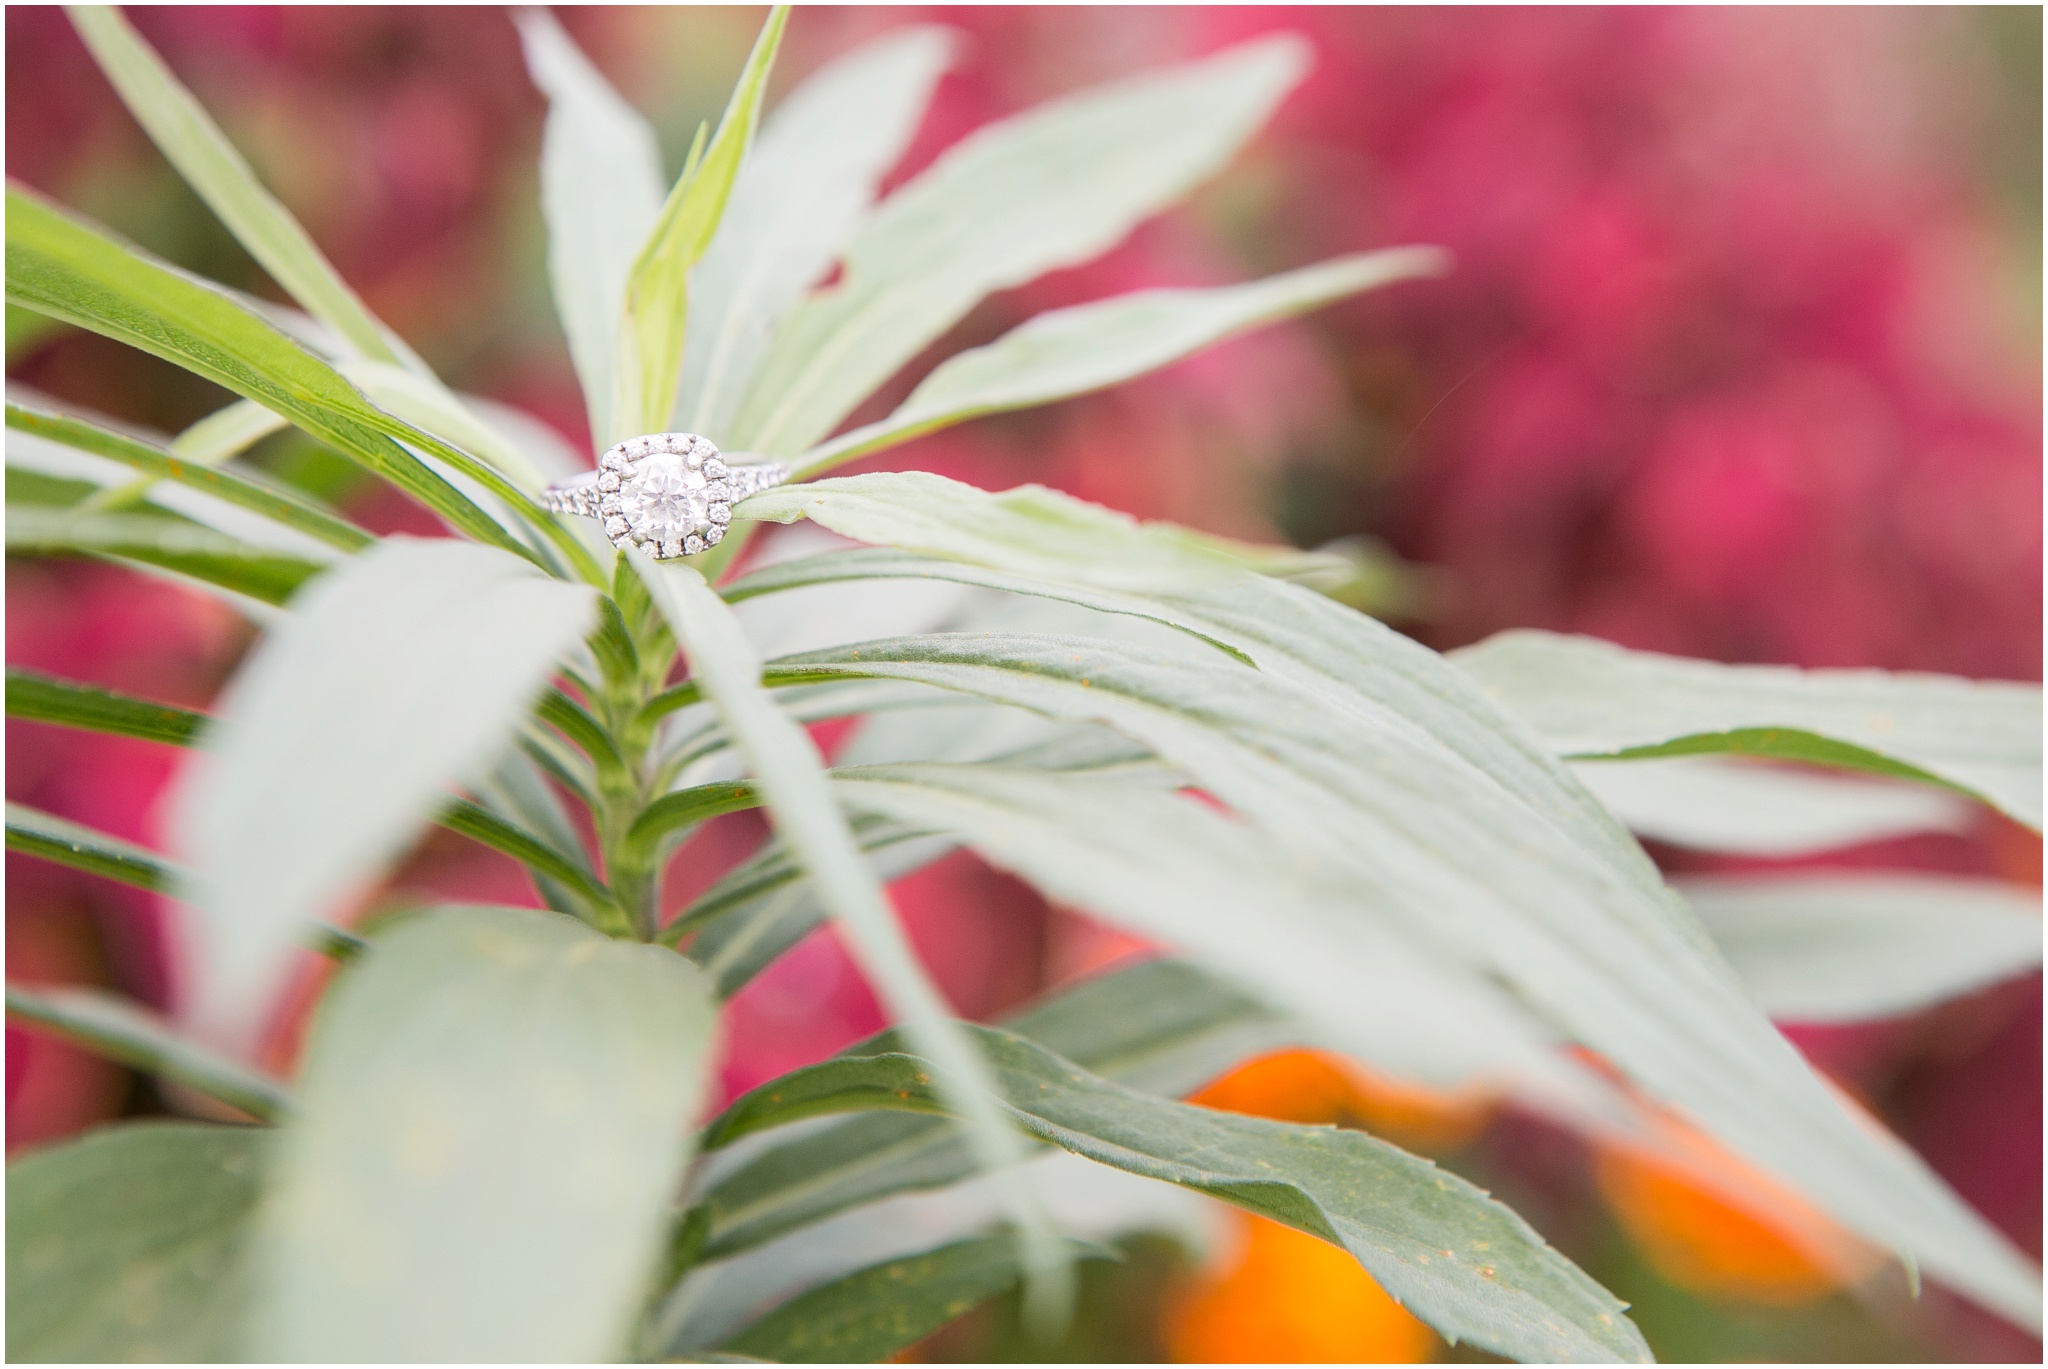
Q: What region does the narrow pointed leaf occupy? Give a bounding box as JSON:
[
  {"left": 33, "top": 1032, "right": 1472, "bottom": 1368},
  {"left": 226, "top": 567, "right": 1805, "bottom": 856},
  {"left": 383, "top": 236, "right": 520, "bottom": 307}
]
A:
[
  {"left": 251, "top": 907, "right": 719, "bottom": 1361},
  {"left": 679, "top": 26, "right": 954, "bottom": 437},
  {"left": 661, "top": 1150, "right": 1220, "bottom": 1357},
  {"left": 438, "top": 797, "right": 621, "bottom": 924},
  {"left": 710, "top": 467, "right": 2043, "bottom": 1331},
  {"left": 1684, "top": 874, "right": 2044, "bottom": 1022},
  {"left": 632, "top": 558, "right": 1068, "bottom": 1312},
  {"left": 6, "top": 676, "right": 608, "bottom": 917},
  {"left": 470, "top": 751, "right": 608, "bottom": 921},
  {"left": 1454, "top": 630, "right": 2043, "bottom": 830},
  {"left": 1570, "top": 755, "right": 1973, "bottom": 856},
  {"left": 737, "top": 475, "right": 1357, "bottom": 595},
  {"left": 7, "top": 984, "right": 291, "bottom": 1120},
  {"left": 693, "top": 953, "right": 1294, "bottom": 1262},
  {"left": 515, "top": 8, "right": 666, "bottom": 447},
  {"left": 797, "top": 247, "right": 1448, "bottom": 474},
  {"left": 7, "top": 800, "right": 179, "bottom": 891},
  {"left": 731, "top": 474, "right": 1685, "bottom": 956},
  {"left": 615, "top": 7, "right": 787, "bottom": 438},
  {"left": 336, "top": 358, "right": 549, "bottom": 493},
  {"left": 8, "top": 666, "right": 203, "bottom": 745},
  {"left": 674, "top": 818, "right": 950, "bottom": 995},
  {"left": 329, "top": 358, "right": 606, "bottom": 583},
  {"left": 4, "top": 186, "right": 526, "bottom": 555},
  {"left": 67, "top": 5, "right": 414, "bottom": 368},
  {"left": 8, "top": 505, "right": 325, "bottom": 604},
  {"left": 76, "top": 396, "right": 292, "bottom": 516},
  {"left": 729, "top": 35, "right": 1309, "bottom": 455},
  {"left": 170, "top": 538, "right": 596, "bottom": 1043},
  {"left": 6, "top": 803, "right": 368, "bottom": 968},
  {"left": 706, "top": 1024, "right": 1651, "bottom": 1363},
  {"left": 780, "top": 633, "right": 2043, "bottom": 1331},
  {"left": 721, "top": 1233, "right": 1113, "bottom": 1364},
  {"left": 170, "top": 395, "right": 292, "bottom": 461},
  {"left": 823, "top": 762, "right": 1570, "bottom": 1094},
  {"left": 6, "top": 1122, "right": 268, "bottom": 1362},
  {"left": 7, "top": 403, "right": 372, "bottom": 554}
]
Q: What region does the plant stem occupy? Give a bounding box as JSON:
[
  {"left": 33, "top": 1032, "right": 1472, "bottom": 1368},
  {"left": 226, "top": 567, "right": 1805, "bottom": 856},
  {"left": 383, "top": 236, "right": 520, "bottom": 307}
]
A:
[{"left": 584, "top": 549, "right": 693, "bottom": 940}]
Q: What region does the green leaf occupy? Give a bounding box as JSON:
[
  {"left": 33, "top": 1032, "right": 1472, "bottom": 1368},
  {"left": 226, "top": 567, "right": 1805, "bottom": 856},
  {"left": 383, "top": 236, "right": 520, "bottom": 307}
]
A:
[
  {"left": 632, "top": 557, "right": 1070, "bottom": 1315},
  {"left": 7, "top": 463, "right": 99, "bottom": 507},
  {"left": 7, "top": 806, "right": 364, "bottom": 974},
  {"left": 615, "top": 7, "right": 788, "bottom": 440},
  {"left": 721, "top": 1233, "right": 1113, "bottom": 1364},
  {"left": 1454, "top": 630, "right": 2044, "bottom": 830},
  {"left": 470, "top": 750, "right": 609, "bottom": 922},
  {"left": 1684, "top": 874, "right": 2044, "bottom": 1023},
  {"left": 4, "top": 185, "right": 527, "bottom": 555},
  {"left": 728, "top": 35, "right": 1310, "bottom": 456},
  {"left": 7, "top": 665, "right": 203, "bottom": 745},
  {"left": 170, "top": 395, "right": 293, "bottom": 460},
  {"left": 7, "top": 799, "right": 178, "bottom": 891},
  {"left": 73, "top": 395, "right": 292, "bottom": 517},
  {"left": 4, "top": 673, "right": 612, "bottom": 920},
  {"left": 457, "top": 389, "right": 594, "bottom": 484},
  {"left": 692, "top": 952, "right": 1294, "bottom": 1263},
  {"left": 7, "top": 984, "right": 291, "bottom": 1121},
  {"left": 665, "top": 707, "right": 1172, "bottom": 996},
  {"left": 657, "top": 979, "right": 1249, "bottom": 1357},
  {"left": 796, "top": 247, "right": 1449, "bottom": 475},
  {"left": 706, "top": 1024, "right": 1650, "bottom": 1364},
  {"left": 661, "top": 1151, "right": 1214, "bottom": 1358},
  {"left": 438, "top": 797, "right": 621, "bottom": 925},
  {"left": 724, "top": 542, "right": 1269, "bottom": 667},
  {"left": 999, "top": 954, "right": 1293, "bottom": 1097},
  {"left": 828, "top": 760, "right": 1565, "bottom": 1093},
  {"left": 8, "top": 504, "right": 326, "bottom": 605},
  {"left": 678, "top": 25, "right": 954, "bottom": 439},
  {"left": 250, "top": 907, "right": 719, "bottom": 1361},
  {"left": 515, "top": 7, "right": 666, "bottom": 448},
  {"left": 675, "top": 816, "right": 948, "bottom": 994},
  {"left": 7, "top": 403, "right": 372, "bottom": 554},
  {"left": 170, "top": 538, "right": 596, "bottom": 1044},
  {"left": 1571, "top": 755, "right": 1973, "bottom": 856},
  {"left": 66, "top": 5, "right": 415, "bottom": 369},
  {"left": 6, "top": 299, "right": 67, "bottom": 360},
  {"left": 712, "top": 471, "right": 2043, "bottom": 1331},
  {"left": 727, "top": 476, "right": 1688, "bottom": 928},
  {"left": 730, "top": 492, "right": 1359, "bottom": 673},
  {"left": 2, "top": 801, "right": 366, "bottom": 965},
  {"left": 787, "top": 638, "right": 2043, "bottom": 1330},
  {"left": 336, "top": 358, "right": 550, "bottom": 494},
  {"left": 622, "top": 778, "right": 763, "bottom": 866},
  {"left": 328, "top": 358, "right": 605, "bottom": 583},
  {"left": 737, "top": 475, "right": 1361, "bottom": 596},
  {"left": 6, "top": 1122, "right": 267, "bottom": 1362},
  {"left": 664, "top": 703, "right": 1152, "bottom": 981}
]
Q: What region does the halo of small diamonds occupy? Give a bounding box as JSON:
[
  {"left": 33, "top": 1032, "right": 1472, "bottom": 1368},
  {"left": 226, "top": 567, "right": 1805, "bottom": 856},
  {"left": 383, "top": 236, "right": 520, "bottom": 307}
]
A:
[
  {"left": 542, "top": 435, "right": 785, "bottom": 558},
  {"left": 595, "top": 432, "right": 734, "bottom": 560}
]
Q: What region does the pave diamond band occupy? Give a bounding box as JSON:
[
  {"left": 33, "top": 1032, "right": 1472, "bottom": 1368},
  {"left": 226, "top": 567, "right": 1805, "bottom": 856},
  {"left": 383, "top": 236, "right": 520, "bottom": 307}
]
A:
[{"left": 540, "top": 434, "right": 788, "bottom": 560}]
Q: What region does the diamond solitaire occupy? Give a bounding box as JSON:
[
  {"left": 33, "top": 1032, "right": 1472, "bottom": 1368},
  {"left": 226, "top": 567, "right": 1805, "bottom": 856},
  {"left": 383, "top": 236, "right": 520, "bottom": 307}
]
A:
[
  {"left": 539, "top": 434, "right": 788, "bottom": 559},
  {"left": 621, "top": 450, "right": 710, "bottom": 545}
]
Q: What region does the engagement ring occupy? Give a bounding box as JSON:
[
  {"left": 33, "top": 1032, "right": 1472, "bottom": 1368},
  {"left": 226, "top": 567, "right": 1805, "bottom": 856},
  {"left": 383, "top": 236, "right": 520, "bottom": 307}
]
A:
[{"left": 540, "top": 434, "right": 788, "bottom": 559}]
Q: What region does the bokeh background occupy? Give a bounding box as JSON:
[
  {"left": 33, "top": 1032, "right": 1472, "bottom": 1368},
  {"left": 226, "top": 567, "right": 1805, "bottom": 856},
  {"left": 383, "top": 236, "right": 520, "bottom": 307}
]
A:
[{"left": 7, "top": 7, "right": 2041, "bottom": 1362}]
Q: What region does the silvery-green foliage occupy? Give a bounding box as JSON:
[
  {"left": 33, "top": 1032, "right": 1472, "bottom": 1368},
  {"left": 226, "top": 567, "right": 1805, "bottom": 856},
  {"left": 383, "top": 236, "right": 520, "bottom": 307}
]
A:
[{"left": 6, "top": 7, "right": 2041, "bottom": 1363}]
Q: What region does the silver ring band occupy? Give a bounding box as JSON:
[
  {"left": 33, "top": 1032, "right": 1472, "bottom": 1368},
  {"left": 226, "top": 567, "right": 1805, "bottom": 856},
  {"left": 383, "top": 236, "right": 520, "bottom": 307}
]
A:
[{"left": 541, "top": 433, "right": 787, "bottom": 560}]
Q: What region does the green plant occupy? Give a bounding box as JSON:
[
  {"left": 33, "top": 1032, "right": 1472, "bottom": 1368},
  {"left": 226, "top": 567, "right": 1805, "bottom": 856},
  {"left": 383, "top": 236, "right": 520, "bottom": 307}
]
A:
[{"left": 5, "top": 6, "right": 2041, "bottom": 1362}]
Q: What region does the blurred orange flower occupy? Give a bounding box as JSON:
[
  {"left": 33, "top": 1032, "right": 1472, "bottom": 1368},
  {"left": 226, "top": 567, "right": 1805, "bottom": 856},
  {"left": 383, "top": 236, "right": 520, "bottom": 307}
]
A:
[
  {"left": 1593, "top": 1113, "right": 1885, "bottom": 1307},
  {"left": 1188, "top": 1048, "right": 1494, "bottom": 1153},
  {"left": 1166, "top": 1212, "right": 1441, "bottom": 1364},
  {"left": 1162, "top": 1049, "right": 1498, "bottom": 1362}
]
